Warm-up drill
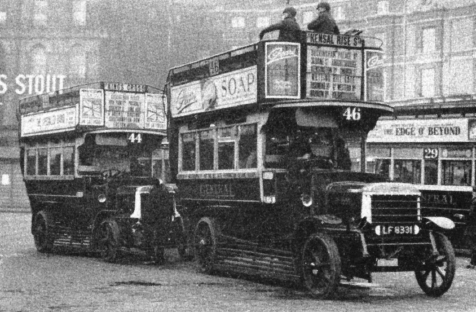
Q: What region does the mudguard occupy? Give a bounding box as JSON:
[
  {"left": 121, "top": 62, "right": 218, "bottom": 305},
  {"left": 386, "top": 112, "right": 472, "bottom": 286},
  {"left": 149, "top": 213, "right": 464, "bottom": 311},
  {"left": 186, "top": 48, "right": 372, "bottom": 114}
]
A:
[{"left": 422, "top": 216, "right": 455, "bottom": 230}]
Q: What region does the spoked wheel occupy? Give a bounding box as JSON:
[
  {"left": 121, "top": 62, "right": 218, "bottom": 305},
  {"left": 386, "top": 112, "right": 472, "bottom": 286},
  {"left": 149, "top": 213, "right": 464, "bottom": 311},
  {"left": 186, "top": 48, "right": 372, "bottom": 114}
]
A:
[
  {"left": 99, "top": 220, "right": 120, "bottom": 263},
  {"left": 194, "top": 217, "right": 217, "bottom": 274},
  {"left": 301, "top": 233, "right": 341, "bottom": 299},
  {"left": 415, "top": 232, "right": 456, "bottom": 297},
  {"left": 33, "top": 212, "right": 54, "bottom": 253}
]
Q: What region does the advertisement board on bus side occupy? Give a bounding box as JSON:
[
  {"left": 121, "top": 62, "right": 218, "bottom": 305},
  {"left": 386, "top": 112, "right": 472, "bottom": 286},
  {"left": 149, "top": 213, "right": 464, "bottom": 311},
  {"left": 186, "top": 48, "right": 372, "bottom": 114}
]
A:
[
  {"left": 21, "top": 106, "right": 77, "bottom": 137},
  {"left": 170, "top": 66, "right": 258, "bottom": 118}
]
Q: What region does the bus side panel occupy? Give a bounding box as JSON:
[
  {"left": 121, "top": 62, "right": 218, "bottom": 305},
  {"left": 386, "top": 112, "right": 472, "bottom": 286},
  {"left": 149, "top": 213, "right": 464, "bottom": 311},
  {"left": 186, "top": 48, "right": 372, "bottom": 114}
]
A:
[
  {"left": 178, "top": 177, "right": 260, "bottom": 202},
  {"left": 420, "top": 189, "right": 471, "bottom": 248}
]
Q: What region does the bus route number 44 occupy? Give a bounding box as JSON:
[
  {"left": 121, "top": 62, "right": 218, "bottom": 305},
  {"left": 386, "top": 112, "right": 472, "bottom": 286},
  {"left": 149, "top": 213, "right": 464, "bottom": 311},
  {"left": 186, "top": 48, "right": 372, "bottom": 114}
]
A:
[
  {"left": 128, "top": 133, "right": 142, "bottom": 143},
  {"left": 343, "top": 107, "right": 361, "bottom": 121}
]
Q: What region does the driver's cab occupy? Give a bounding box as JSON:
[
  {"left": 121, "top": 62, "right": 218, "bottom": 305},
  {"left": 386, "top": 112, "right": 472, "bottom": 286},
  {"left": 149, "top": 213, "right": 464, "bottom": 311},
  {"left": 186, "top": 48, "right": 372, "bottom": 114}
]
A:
[
  {"left": 77, "top": 132, "right": 165, "bottom": 179},
  {"left": 264, "top": 108, "right": 350, "bottom": 170}
]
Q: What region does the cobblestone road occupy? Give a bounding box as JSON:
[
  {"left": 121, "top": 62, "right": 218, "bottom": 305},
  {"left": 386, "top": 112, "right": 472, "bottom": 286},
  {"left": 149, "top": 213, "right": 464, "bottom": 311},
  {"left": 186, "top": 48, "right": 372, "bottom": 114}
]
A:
[{"left": 1, "top": 213, "right": 476, "bottom": 312}]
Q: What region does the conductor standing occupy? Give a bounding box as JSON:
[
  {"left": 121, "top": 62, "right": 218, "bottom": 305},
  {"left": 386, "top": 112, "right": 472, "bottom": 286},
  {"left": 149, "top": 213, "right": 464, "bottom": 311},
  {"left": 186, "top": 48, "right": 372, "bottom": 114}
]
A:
[
  {"left": 259, "top": 7, "right": 301, "bottom": 42},
  {"left": 307, "top": 2, "right": 340, "bottom": 34}
]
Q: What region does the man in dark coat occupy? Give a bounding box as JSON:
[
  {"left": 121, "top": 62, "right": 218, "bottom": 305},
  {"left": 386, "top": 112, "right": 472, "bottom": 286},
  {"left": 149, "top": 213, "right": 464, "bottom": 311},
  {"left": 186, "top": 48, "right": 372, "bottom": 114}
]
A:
[
  {"left": 259, "top": 7, "right": 301, "bottom": 42},
  {"left": 142, "top": 179, "right": 175, "bottom": 263},
  {"left": 307, "top": 2, "right": 340, "bottom": 35}
]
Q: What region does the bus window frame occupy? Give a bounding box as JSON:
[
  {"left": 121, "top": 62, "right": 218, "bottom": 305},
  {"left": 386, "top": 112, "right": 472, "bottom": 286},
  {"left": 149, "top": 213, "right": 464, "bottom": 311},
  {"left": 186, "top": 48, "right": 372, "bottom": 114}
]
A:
[
  {"left": 366, "top": 145, "right": 476, "bottom": 187},
  {"left": 23, "top": 139, "right": 77, "bottom": 180},
  {"left": 178, "top": 122, "right": 259, "bottom": 174}
]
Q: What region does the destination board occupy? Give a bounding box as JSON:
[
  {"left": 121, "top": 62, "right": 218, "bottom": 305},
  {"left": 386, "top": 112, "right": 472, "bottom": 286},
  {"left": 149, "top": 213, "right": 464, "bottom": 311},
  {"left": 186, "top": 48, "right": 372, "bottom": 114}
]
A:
[
  {"left": 306, "top": 46, "right": 362, "bottom": 100},
  {"left": 105, "top": 91, "right": 145, "bottom": 129}
]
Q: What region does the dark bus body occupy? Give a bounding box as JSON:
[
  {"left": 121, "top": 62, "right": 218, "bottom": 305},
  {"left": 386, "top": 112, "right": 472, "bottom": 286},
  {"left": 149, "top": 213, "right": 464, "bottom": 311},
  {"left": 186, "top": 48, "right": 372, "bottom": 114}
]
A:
[
  {"left": 166, "top": 31, "right": 456, "bottom": 298},
  {"left": 18, "top": 82, "right": 184, "bottom": 262}
]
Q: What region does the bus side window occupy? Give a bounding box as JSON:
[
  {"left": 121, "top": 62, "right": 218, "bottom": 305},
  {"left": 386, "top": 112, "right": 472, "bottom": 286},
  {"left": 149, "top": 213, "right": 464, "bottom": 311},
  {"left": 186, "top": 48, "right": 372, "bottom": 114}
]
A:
[
  {"left": 63, "top": 147, "right": 75, "bottom": 175},
  {"left": 181, "top": 132, "right": 196, "bottom": 171},
  {"left": 442, "top": 160, "right": 471, "bottom": 186},
  {"left": 424, "top": 159, "right": 438, "bottom": 185},
  {"left": 38, "top": 148, "right": 48, "bottom": 175},
  {"left": 50, "top": 147, "right": 62, "bottom": 175},
  {"left": 26, "top": 149, "right": 36, "bottom": 176},
  {"left": 394, "top": 160, "right": 421, "bottom": 184},
  {"left": 239, "top": 124, "right": 257, "bottom": 169},
  {"left": 199, "top": 130, "right": 214, "bottom": 171},
  {"left": 218, "top": 126, "right": 236, "bottom": 170}
]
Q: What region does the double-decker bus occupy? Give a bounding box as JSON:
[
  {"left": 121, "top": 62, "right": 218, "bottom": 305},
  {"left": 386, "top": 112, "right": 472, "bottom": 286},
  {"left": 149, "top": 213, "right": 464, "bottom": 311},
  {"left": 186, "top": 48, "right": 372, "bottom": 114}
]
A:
[
  {"left": 166, "top": 31, "right": 456, "bottom": 298},
  {"left": 367, "top": 112, "right": 476, "bottom": 249},
  {"left": 18, "top": 82, "right": 182, "bottom": 261}
]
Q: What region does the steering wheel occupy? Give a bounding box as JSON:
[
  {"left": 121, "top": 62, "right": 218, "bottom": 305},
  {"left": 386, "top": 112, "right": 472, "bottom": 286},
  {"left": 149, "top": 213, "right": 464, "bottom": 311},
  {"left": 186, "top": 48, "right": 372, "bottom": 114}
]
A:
[{"left": 101, "top": 168, "right": 122, "bottom": 179}]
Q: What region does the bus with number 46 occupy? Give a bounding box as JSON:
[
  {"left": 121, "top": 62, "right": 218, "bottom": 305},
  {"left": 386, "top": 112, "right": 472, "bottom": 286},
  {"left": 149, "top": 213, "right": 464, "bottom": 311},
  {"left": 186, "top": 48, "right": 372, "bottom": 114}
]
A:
[{"left": 166, "top": 30, "right": 457, "bottom": 298}]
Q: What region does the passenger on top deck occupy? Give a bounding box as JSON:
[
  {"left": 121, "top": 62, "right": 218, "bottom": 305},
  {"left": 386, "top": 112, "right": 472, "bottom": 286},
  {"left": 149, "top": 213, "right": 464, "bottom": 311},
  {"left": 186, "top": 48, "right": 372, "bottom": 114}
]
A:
[
  {"left": 259, "top": 7, "right": 301, "bottom": 42},
  {"left": 307, "top": 2, "right": 340, "bottom": 35}
]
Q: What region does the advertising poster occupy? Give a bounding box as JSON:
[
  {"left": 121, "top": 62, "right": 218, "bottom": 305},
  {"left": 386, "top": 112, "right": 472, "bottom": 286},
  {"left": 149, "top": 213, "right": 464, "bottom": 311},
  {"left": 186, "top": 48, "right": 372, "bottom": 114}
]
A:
[
  {"left": 105, "top": 91, "right": 145, "bottom": 129},
  {"left": 265, "top": 43, "right": 300, "bottom": 98},
  {"left": 367, "top": 118, "right": 470, "bottom": 143},
  {"left": 170, "top": 66, "right": 257, "bottom": 118},
  {"left": 21, "top": 107, "right": 77, "bottom": 137},
  {"left": 145, "top": 93, "right": 167, "bottom": 130},
  {"left": 306, "top": 46, "right": 362, "bottom": 100},
  {"left": 79, "top": 89, "right": 104, "bottom": 126},
  {"left": 365, "top": 50, "right": 385, "bottom": 102}
]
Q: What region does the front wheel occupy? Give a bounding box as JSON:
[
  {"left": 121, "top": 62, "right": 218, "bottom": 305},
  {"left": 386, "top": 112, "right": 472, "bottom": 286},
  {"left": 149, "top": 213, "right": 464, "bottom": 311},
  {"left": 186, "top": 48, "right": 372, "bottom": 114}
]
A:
[
  {"left": 415, "top": 232, "right": 456, "bottom": 297},
  {"left": 194, "top": 217, "right": 218, "bottom": 274},
  {"left": 33, "top": 212, "right": 54, "bottom": 253},
  {"left": 301, "top": 233, "right": 341, "bottom": 299}
]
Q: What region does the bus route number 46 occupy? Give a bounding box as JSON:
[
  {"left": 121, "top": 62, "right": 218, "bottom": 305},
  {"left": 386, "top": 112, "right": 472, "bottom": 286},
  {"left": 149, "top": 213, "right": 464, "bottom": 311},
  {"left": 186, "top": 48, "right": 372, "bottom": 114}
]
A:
[
  {"left": 343, "top": 107, "right": 361, "bottom": 121},
  {"left": 128, "top": 133, "right": 142, "bottom": 143}
]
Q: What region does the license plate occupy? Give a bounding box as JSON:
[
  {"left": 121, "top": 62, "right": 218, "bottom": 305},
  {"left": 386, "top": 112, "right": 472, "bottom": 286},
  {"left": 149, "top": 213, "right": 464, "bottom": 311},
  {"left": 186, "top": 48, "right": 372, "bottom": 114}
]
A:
[
  {"left": 375, "top": 225, "right": 419, "bottom": 236},
  {"left": 377, "top": 258, "right": 398, "bottom": 267}
]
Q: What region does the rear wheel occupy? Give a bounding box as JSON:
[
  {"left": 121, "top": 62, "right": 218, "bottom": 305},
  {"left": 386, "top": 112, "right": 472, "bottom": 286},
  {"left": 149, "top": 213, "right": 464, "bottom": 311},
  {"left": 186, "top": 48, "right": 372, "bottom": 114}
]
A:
[
  {"left": 99, "top": 220, "right": 120, "bottom": 263},
  {"left": 415, "top": 232, "right": 455, "bottom": 297},
  {"left": 301, "top": 233, "right": 341, "bottom": 299},
  {"left": 33, "top": 212, "right": 54, "bottom": 253},
  {"left": 194, "top": 217, "right": 217, "bottom": 274}
]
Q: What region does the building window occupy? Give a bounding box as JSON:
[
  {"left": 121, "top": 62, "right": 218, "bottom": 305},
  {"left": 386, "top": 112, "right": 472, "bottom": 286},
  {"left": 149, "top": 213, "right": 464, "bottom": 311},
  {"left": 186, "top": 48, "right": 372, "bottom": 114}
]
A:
[
  {"left": 451, "top": 18, "right": 472, "bottom": 52},
  {"left": 377, "top": 1, "right": 389, "bottom": 15},
  {"left": 31, "top": 45, "right": 47, "bottom": 76},
  {"left": 256, "top": 16, "right": 270, "bottom": 28},
  {"left": 422, "top": 27, "right": 436, "bottom": 53},
  {"left": 70, "top": 45, "right": 86, "bottom": 78},
  {"left": 333, "top": 6, "right": 345, "bottom": 21},
  {"left": 303, "top": 11, "right": 314, "bottom": 24},
  {"left": 73, "top": 0, "right": 87, "bottom": 26},
  {"left": 33, "top": 0, "right": 48, "bottom": 26},
  {"left": 231, "top": 16, "right": 245, "bottom": 28},
  {"left": 421, "top": 68, "right": 435, "bottom": 97}
]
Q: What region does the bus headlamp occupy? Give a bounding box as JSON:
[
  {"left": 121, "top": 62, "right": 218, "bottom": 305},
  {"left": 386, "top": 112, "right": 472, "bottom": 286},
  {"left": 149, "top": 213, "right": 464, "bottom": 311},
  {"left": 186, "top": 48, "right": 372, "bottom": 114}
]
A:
[
  {"left": 98, "top": 194, "right": 107, "bottom": 203},
  {"left": 301, "top": 194, "right": 313, "bottom": 207}
]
